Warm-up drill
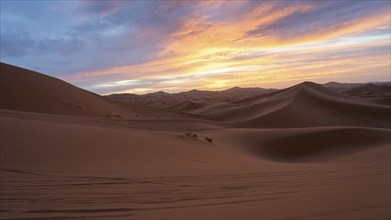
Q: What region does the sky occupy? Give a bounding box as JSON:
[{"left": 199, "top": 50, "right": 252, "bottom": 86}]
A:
[{"left": 1, "top": 0, "right": 390, "bottom": 94}]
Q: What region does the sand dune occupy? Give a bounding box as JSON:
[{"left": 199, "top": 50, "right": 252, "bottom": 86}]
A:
[
  {"left": 168, "top": 100, "right": 211, "bottom": 112},
  {"left": 213, "top": 127, "right": 390, "bottom": 161},
  {"left": 343, "top": 83, "right": 390, "bottom": 96},
  {"left": 0, "top": 63, "right": 187, "bottom": 119},
  {"left": 0, "top": 63, "right": 390, "bottom": 219},
  {"left": 322, "top": 81, "right": 365, "bottom": 92},
  {"left": 107, "top": 86, "right": 276, "bottom": 108},
  {"left": 1, "top": 111, "right": 389, "bottom": 220},
  {"left": 0, "top": 115, "right": 247, "bottom": 172},
  {"left": 193, "top": 82, "right": 390, "bottom": 128},
  {"left": 342, "top": 83, "right": 391, "bottom": 105}
]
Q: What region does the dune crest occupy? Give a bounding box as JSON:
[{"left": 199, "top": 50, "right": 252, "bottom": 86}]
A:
[
  {"left": 188, "top": 81, "right": 390, "bottom": 129},
  {"left": 0, "top": 63, "right": 189, "bottom": 119}
]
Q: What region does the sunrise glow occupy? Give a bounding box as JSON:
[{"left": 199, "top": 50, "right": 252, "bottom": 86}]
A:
[{"left": 1, "top": 1, "right": 390, "bottom": 94}]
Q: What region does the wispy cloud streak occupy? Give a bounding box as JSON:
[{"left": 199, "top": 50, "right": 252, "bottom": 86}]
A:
[{"left": 1, "top": 0, "right": 390, "bottom": 94}]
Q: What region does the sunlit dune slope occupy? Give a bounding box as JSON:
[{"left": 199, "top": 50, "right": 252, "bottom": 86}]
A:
[
  {"left": 0, "top": 63, "right": 187, "bottom": 118},
  {"left": 194, "top": 82, "right": 390, "bottom": 128}
]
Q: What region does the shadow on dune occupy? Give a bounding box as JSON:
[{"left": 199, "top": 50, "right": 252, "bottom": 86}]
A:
[{"left": 222, "top": 127, "right": 391, "bottom": 162}]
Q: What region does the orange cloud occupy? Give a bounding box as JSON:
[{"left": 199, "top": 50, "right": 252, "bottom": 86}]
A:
[{"left": 65, "top": 1, "right": 390, "bottom": 94}]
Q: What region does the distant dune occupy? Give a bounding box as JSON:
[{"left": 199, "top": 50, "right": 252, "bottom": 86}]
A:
[
  {"left": 107, "top": 86, "right": 277, "bottom": 108},
  {"left": 190, "top": 82, "right": 390, "bottom": 129},
  {"left": 342, "top": 83, "right": 391, "bottom": 105},
  {"left": 1, "top": 62, "right": 389, "bottom": 220}
]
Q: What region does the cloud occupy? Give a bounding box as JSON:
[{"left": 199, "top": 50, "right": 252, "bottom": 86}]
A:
[
  {"left": 1, "top": 0, "right": 390, "bottom": 94},
  {"left": 74, "top": 0, "right": 121, "bottom": 17},
  {"left": 1, "top": 0, "right": 203, "bottom": 76},
  {"left": 0, "top": 33, "right": 34, "bottom": 57}
]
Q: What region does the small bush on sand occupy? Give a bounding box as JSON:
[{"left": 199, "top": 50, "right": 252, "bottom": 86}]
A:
[
  {"left": 205, "top": 137, "right": 213, "bottom": 143},
  {"left": 185, "top": 131, "right": 198, "bottom": 138}
]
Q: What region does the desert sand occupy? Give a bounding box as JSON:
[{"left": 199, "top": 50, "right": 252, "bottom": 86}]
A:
[{"left": 0, "top": 62, "right": 390, "bottom": 220}]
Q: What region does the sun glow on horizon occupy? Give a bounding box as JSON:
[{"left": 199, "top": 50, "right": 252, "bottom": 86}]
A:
[{"left": 1, "top": 1, "right": 390, "bottom": 94}]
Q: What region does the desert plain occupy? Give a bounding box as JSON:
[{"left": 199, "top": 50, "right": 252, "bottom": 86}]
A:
[{"left": 0, "top": 62, "right": 390, "bottom": 219}]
